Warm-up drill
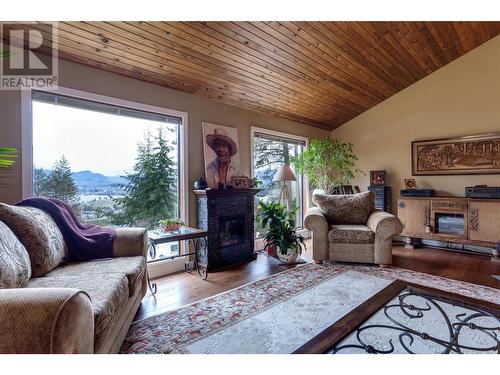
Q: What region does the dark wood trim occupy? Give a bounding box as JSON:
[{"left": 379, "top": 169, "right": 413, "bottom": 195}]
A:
[
  {"left": 292, "top": 280, "right": 406, "bottom": 354},
  {"left": 404, "top": 282, "right": 500, "bottom": 316},
  {"left": 293, "top": 279, "right": 500, "bottom": 354}
]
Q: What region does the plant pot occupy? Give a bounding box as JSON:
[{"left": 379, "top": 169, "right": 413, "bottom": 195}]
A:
[
  {"left": 160, "top": 223, "right": 182, "bottom": 232},
  {"left": 277, "top": 245, "right": 300, "bottom": 263}
]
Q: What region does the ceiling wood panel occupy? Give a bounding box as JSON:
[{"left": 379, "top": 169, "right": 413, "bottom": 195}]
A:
[{"left": 3, "top": 21, "right": 499, "bottom": 130}]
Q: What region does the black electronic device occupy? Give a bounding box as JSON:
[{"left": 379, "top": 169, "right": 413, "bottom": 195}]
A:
[
  {"left": 465, "top": 185, "right": 500, "bottom": 199},
  {"left": 400, "top": 189, "right": 435, "bottom": 197}
]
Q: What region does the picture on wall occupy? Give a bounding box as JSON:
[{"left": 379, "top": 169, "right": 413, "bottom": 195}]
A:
[
  {"left": 412, "top": 133, "right": 500, "bottom": 175},
  {"left": 202, "top": 122, "right": 241, "bottom": 189}
]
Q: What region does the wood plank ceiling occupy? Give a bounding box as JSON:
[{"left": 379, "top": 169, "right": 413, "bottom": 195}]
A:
[{"left": 5, "top": 22, "right": 500, "bottom": 130}]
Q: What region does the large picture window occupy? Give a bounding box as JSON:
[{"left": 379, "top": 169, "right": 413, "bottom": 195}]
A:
[
  {"left": 30, "top": 89, "right": 187, "bottom": 268},
  {"left": 251, "top": 128, "right": 307, "bottom": 238}
]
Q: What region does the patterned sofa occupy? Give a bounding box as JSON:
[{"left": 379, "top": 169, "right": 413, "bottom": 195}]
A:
[
  {"left": 0, "top": 203, "right": 148, "bottom": 354},
  {"left": 304, "top": 192, "right": 402, "bottom": 267}
]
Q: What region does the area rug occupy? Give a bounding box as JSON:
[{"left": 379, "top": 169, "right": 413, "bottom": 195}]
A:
[{"left": 120, "top": 263, "right": 499, "bottom": 354}]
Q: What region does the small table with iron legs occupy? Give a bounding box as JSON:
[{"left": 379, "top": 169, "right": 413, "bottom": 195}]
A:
[{"left": 147, "top": 227, "right": 209, "bottom": 295}]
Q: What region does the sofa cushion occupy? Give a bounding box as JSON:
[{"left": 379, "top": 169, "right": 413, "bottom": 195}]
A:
[
  {"left": 312, "top": 192, "right": 375, "bottom": 225},
  {"left": 0, "top": 221, "right": 32, "bottom": 288},
  {"left": 0, "top": 203, "right": 68, "bottom": 277},
  {"left": 27, "top": 273, "right": 129, "bottom": 336},
  {"left": 328, "top": 225, "right": 375, "bottom": 244},
  {"left": 45, "top": 256, "right": 146, "bottom": 296}
]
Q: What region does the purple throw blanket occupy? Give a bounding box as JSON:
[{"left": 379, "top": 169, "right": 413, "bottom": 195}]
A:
[{"left": 16, "top": 197, "right": 115, "bottom": 261}]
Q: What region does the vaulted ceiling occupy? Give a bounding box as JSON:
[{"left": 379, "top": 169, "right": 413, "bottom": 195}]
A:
[{"left": 5, "top": 22, "right": 500, "bottom": 130}]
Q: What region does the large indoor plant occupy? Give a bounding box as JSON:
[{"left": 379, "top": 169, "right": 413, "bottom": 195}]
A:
[
  {"left": 256, "top": 201, "right": 305, "bottom": 263},
  {"left": 0, "top": 148, "right": 17, "bottom": 169},
  {"left": 290, "top": 138, "right": 362, "bottom": 194}
]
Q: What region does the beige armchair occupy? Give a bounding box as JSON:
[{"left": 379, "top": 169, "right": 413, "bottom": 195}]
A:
[{"left": 305, "top": 192, "right": 402, "bottom": 267}]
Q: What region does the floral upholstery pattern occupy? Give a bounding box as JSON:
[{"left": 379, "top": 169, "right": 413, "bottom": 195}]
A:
[
  {"left": 0, "top": 221, "right": 32, "bottom": 288},
  {"left": 328, "top": 225, "right": 375, "bottom": 244},
  {"left": 45, "top": 256, "right": 146, "bottom": 296},
  {"left": 312, "top": 192, "right": 375, "bottom": 225},
  {"left": 0, "top": 203, "right": 68, "bottom": 277},
  {"left": 27, "top": 273, "right": 129, "bottom": 336}
]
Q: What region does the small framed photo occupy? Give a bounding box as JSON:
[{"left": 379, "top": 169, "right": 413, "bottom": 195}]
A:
[
  {"left": 370, "top": 170, "right": 387, "bottom": 186},
  {"left": 404, "top": 178, "right": 417, "bottom": 189},
  {"left": 230, "top": 176, "right": 250, "bottom": 189}
]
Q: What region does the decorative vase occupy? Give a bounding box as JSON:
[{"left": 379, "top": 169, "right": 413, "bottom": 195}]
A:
[{"left": 277, "top": 245, "right": 300, "bottom": 263}]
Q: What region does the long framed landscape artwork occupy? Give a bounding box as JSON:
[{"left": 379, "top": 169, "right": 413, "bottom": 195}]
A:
[{"left": 412, "top": 133, "right": 500, "bottom": 175}]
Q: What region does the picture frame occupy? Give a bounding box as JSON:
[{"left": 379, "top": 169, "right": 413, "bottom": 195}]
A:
[
  {"left": 412, "top": 133, "right": 500, "bottom": 176},
  {"left": 404, "top": 178, "right": 417, "bottom": 190},
  {"left": 202, "top": 122, "right": 242, "bottom": 189},
  {"left": 370, "top": 170, "right": 387, "bottom": 186},
  {"left": 230, "top": 176, "right": 250, "bottom": 189}
]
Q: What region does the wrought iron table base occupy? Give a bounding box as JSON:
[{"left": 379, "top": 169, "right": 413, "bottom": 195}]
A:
[{"left": 147, "top": 234, "right": 208, "bottom": 295}]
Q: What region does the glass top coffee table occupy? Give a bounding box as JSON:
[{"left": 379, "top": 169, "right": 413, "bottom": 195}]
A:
[
  {"left": 293, "top": 280, "right": 499, "bottom": 354},
  {"left": 147, "top": 227, "right": 209, "bottom": 294}
]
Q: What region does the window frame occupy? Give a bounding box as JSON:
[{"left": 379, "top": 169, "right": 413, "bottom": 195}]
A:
[
  {"left": 22, "top": 86, "right": 189, "bottom": 277},
  {"left": 250, "top": 126, "right": 310, "bottom": 227}
]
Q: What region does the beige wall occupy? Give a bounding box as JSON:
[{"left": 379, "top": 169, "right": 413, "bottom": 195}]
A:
[
  {"left": 0, "top": 59, "right": 329, "bottom": 224},
  {"left": 331, "top": 35, "right": 500, "bottom": 210}
]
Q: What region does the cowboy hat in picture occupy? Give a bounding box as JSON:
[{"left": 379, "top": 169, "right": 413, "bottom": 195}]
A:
[{"left": 206, "top": 127, "right": 238, "bottom": 156}]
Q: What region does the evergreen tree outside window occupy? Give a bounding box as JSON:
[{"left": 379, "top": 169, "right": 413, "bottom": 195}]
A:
[{"left": 31, "top": 91, "right": 183, "bottom": 263}]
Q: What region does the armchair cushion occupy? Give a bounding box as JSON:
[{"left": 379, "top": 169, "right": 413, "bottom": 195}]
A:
[
  {"left": 0, "top": 203, "right": 68, "bottom": 277},
  {"left": 312, "top": 192, "right": 375, "bottom": 225},
  {"left": 328, "top": 225, "right": 375, "bottom": 244},
  {"left": 0, "top": 221, "right": 32, "bottom": 287}
]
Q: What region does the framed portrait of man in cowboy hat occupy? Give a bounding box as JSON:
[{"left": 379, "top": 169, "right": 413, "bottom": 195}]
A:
[{"left": 202, "top": 122, "right": 242, "bottom": 189}]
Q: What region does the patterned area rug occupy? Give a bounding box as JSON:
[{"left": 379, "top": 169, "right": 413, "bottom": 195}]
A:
[{"left": 121, "top": 263, "right": 499, "bottom": 354}]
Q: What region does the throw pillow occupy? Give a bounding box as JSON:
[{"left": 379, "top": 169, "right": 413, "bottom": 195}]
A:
[
  {"left": 312, "top": 191, "right": 375, "bottom": 225},
  {"left": 0, "top": 203, "right": 68, "bottom": 277},
  {"left": 0, "top": 221, "right": 32, "bottom": 288}
]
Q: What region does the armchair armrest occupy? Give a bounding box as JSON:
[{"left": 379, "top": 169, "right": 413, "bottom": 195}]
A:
[
  {"left": 367, "top": 210, "right": 403, "bottom": 239},
  {"left": 0, "top": 288, "right": 94, "bottom": 354},
  {"left": 366, "top": 210, "right": 403, "bottom": 265},
  {"left": 304, "top": 207, "right": 329, "bottom": 262},
  {"left": 112, "top": 227, "right": 148, "bottom": 258}
]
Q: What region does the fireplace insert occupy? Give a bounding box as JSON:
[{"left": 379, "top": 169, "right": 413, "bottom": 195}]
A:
[
  {"left": 434, "top": 213, "right": 465, "bottom": 236},
  {"left": 219, "top": 215, "right": 246, "bottom": 248}
]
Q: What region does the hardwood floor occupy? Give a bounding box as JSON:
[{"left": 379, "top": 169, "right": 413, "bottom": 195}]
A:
[{"left": 134, "top": 244, "right": 500, "bottom": 321}]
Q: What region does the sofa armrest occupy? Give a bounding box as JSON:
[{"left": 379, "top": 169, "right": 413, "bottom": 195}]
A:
[
  {"left": 366, "top": 210, "right": 403, "bottom": 265},
  {"left": 112, "top": 227, "right": 148, "bottom": 258},
  {"left": 0, "top": 288, "right": 94, "bottom": 354},
  {"left": 304, "top": 207, "right": 329, "bottom": 262}
]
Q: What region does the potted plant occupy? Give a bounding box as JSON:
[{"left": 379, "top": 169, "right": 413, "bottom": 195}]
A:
[
  {"left": 290, "top": 138, "right": 362, "bottom": 194},
  {"left": 158, "top": 218, "right": 185, "bottom": 232},
  {"left": 256, "top": 201, "right": 305, "bottom": 263}
]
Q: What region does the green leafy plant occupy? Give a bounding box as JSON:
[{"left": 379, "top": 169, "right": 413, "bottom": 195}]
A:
[
  {"left": 256, "top": 201, "right": 304, "bottom": 257},
  {"left": 290, "top": 138, "right": 362, "bottom": 193},
  {"left": 0, "top": 147, "right": 17, "bottom": 169},
  {"left": 158, "top": 218, "right": 184, "bottom": 226}
]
